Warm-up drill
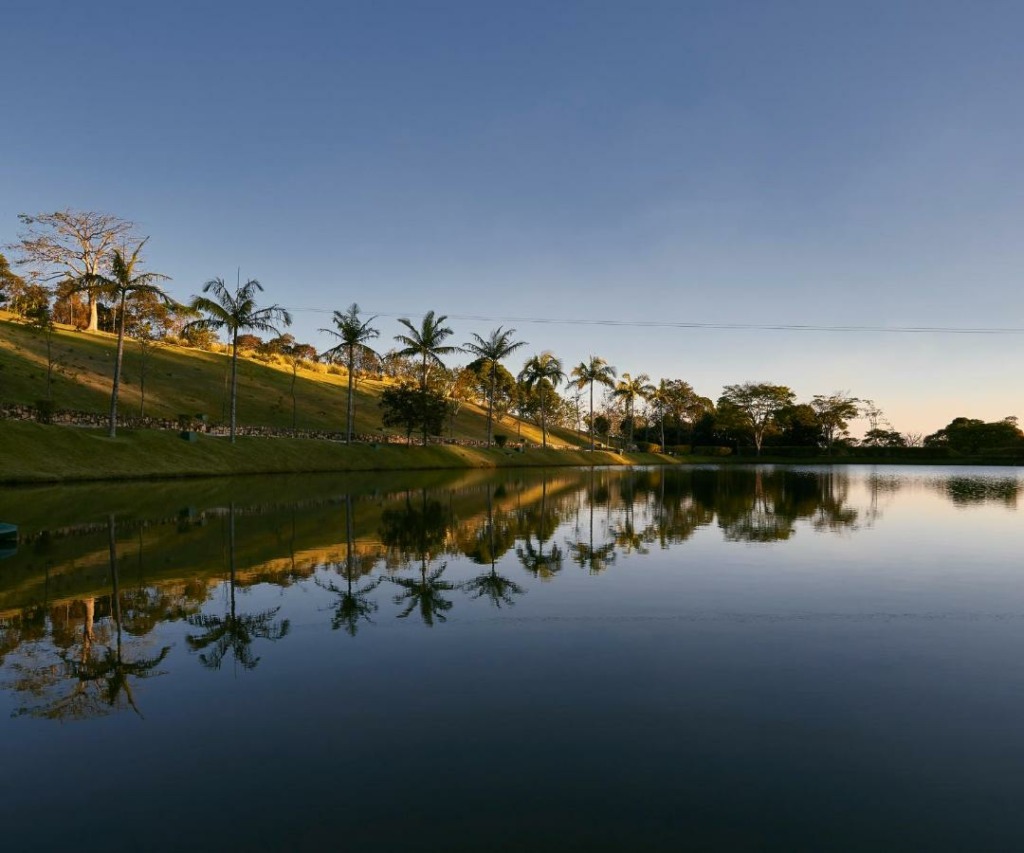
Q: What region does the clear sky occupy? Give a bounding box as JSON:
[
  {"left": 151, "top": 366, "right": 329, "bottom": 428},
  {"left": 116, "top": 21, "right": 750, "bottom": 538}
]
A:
[{"left": 3, "top": 0, "right": 1022, "bottom": 436}]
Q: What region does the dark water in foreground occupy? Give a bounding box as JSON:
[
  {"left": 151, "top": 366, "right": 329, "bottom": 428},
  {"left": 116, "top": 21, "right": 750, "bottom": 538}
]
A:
[{"left": 1, "top": 465, "right": 1022, "bottom": 852}]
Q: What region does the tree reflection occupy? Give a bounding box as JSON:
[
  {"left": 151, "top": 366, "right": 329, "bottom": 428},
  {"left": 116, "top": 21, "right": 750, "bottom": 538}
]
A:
[
  {"left": 715, "top": 469, "right": 858, "bottom": 542},
  {"left": 461, "top": 485, "right": 525, "bottom": 608},
  {"left": 515, "top": 475, "right": 563, "bottom": 580},
  {"left": 382, "top": 490, "right": 455, "bottom": 626},
  {"left": 10, "top": 515, "right": 170, "bottom": 720},
  {"left": 390, "top": 564, "right": 455, "bottom": 626},
  {"left": 317, "top": 495, "right": 382, "bottom": 635},
  {"left": 941, "top": 476, "right": 1020, "bottom": 508},
  {"left": 610, "top": 473, "right": 649, "bottom": 556},
  {"left": 187, "top": 503, "right": 290, "bottom": 670},
  {"left": 568, "top": 471, "right": 617, "bottom": 574}
]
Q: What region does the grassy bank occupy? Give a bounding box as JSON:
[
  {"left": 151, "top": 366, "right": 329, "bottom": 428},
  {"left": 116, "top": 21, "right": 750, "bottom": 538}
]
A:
[
  {"left": 0, "top": 420, "right": 677, "bottom": 484},
  {"left": 0, "top": 313, "right": 586, "bottom": 448}
]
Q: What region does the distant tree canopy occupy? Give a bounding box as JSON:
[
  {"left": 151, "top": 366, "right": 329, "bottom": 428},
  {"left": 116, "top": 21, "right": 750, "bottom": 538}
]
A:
[
  {"left": 464, "top": 358, "right": 517, "bottom": 422},
  {"left": 924, "top": 417, "right": 1024, "bottom": 454},
  {"left": 236, "top": 333, "right": 264, "bottom": 351},
  {"left": 718, "top": 382, "right": 795, "bottom": 455},
  {"left": 0, "top": 252, "right": 27, "bottom": 309}
]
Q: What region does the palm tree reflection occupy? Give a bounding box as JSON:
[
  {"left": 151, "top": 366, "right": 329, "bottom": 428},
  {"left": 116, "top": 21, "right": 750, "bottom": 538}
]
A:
[
  {"left": 515, "top": 475, "right": 563, "bottom": 580},
  {"left": 187, "top": 503, "right": 290, "bottom": 670},
  {"left": 11, "top": 515, "right": 170, "bottom": 720},
  {"left": 568, "top": 470, "right": 617, "bottom": 574},
  {"left": 317, "top": 495, "right": 382, "bottom": 636},
  {"left": 461, "top": 484, "right": 525, "bottom": 608},
  {"left": 382, "top": 490, "right": 456, "bottom": 626}
]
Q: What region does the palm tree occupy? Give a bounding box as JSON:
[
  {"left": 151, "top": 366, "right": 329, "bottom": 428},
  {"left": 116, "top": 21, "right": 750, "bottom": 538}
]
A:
[
  {"left": 75, "top": 239, "right": 170, "bottom": 438},
  {"left": 463, "top": 327, "right": 527, "bottom": 447},
  {"left": 320, "top": 303, "right": 380, "bottom": 443},
  {"left": 519, "top": 351, "right": 566, "bottom": 449},
  {"left": 613, "top": 372, "right": 655, "bottom": 449},
  {"left": 394, "top": 310, "right": 460, "bottom": 445},
  {"left": 187, "top": 277, "right": 292, "bottom": 442},
  {"left": 571, "top": 356, "right": 617, "bottom": 451},
  {"left": 648, "top": 379, "right": 672, "bottom": 453}
]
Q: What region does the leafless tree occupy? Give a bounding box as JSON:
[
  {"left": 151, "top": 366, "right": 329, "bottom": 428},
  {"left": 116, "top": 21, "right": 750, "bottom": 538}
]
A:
[{"left": 10, "top": 209, "right": 137, "bottom": 331}]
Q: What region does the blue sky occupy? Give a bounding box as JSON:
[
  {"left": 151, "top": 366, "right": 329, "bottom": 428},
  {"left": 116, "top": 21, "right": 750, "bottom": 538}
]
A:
[{"left": 3, "top": 0, "right": 1023, "bottom": 435}]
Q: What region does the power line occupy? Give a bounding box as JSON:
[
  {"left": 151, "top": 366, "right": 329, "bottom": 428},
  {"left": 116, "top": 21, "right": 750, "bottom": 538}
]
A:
[{"left": 286, "top": 307, "right": 1024, "bottom": 336}]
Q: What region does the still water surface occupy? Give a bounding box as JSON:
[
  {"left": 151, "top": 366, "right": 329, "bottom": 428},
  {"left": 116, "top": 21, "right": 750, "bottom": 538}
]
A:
[{"left": 1, "top": 465, "right": 1022, "bottom": 851}]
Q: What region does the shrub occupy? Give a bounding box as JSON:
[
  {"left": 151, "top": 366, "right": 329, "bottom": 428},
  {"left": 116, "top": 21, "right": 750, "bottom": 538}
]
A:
[
  {"left": 327, "top": 364, "right": 345, "bottom": 375},
  {"left": 34, "top": 399, "right": 56, "bottom": 424},
  {"left": 636, "top": 442, "right": 662, "bottom": 453},
  {"left": 494, "top": 434, "right": 508, "bottom": 448},
  {"left": 692, "top": 445, "right": 732, "bottom": 457},
  {"left": 666, "top": 444, "right": 692, "bottom": 455}
]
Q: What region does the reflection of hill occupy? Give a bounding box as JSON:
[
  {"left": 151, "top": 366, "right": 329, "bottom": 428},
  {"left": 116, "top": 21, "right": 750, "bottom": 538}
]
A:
[{"left": 0, "top": 464, "right": 962, "bottom": 707}]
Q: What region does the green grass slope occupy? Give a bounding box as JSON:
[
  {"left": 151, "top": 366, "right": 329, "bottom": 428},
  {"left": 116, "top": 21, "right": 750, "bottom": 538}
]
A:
[
  {"left": 0, "top": 312, "right": 585, "bottom": 447},
  {"left": 0, "top": 419, "right": 676, "bottom": 484}
]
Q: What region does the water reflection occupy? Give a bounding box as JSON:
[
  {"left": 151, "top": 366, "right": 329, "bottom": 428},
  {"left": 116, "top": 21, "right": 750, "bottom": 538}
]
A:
[
  {"left": 1, "top": 466, "right": 1020, "bottom": 721},
  {"left": 316, "top": 495, "right": 382, "bottom": 635},
  {"left": 941, "top": 476, "right": 1021, "bottom": 507},
  {"left": 186, "top": 503, "right": 290, "bottom": 670},
  {"left": 460, "top": 484, "right": 526, "bottom": 608},
  {"left": 7, "top": 515, "right": 170, "bottom": 719}
]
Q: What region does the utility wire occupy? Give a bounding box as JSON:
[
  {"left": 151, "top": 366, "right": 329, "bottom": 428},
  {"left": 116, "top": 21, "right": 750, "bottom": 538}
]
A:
[{"left": 286, "top": 307, "right": 1024, "bottom": 335}]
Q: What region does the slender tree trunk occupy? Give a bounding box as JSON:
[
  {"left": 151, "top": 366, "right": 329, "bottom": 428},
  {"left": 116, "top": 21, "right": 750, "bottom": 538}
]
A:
[
  {"left": 109, "top": 291, "right": 127, "bottom": 438},
  {"left": 45, "top": 332, "right": 54, "bottom": 401},
  {"left": 346, "top": 346, "right": 355, "bottom": 443},
  {"left": 421, "top": 354, "right": 429, "bottom": 446},
  {"left": 487, "top": 365, "right": 495, "bottom": 447},
  {"left": 541, "top": 400, "right": 547, "bottom": 448},
  {"left": 139, "top": 351, "right": 147, "bottom": 418},
  {"left": 589, "top": 381, "right": 595, "bottom": 451},
  {"left": 230, "top": 331, "right": 239, "bottom": 443},
  {"left": 291, "top": 363, "right": 298, "bottom": 430},
  {"left": 660, "top": 411, "right": 665, "bottom": 452}
]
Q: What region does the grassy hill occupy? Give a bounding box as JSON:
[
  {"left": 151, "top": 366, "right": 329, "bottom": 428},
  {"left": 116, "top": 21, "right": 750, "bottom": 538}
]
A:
[{"left": 0, "top": 311, "right": 585, "bottom": 447}]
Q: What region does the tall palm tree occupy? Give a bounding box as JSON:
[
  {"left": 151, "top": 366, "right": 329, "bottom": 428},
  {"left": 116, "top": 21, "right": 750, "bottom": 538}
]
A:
[
  {"left": 463, "top": 326, "right": 527, "bottom": 447},
  {"left": 519, "top": 351, "right": 566, "bottom": 449},
  {"left": 394, "top": 310, "right": 460, "bottom": 445},
  {"left": 75, "top": 238, "right": 170, "bottom": 438},
  {"left": 187, "top": 277, "right": 292, "bottom": 443},
  {"left": 320, "top": 303, "right": 380, "bottom": 443},
  {"left": 571, "top": 356, "right": 617, "bottom": 451},
  {"left": 648, "top": 379, "right": 672, "bottom": 452},
  {"left": 613, "top": 372, "right": 655, "bottom": 449}
]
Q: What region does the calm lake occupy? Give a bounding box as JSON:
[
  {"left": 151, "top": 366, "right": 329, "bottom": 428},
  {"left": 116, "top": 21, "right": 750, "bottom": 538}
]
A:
[{"left": 1, "top": 465, "right": 1022, "bottom": 851}]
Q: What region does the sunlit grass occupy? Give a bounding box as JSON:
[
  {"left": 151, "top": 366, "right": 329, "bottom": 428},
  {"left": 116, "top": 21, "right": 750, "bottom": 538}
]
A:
[
  {"left": 0, "top": 419, "right": 676, "bottom": 484},
  {"left": 0, "top": 312, "right": 585, "bottom": 446}
]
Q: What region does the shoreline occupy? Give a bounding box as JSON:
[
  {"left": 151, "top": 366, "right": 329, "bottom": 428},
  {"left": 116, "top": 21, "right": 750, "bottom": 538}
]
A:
[{"left": 1, "top": 420, "right": 1020, "bottom": 485}]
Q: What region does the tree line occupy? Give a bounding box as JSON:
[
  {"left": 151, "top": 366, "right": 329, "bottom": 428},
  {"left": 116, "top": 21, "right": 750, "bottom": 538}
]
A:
[{"left": 2, "top": 208, "right": 1022, "bottom": 455}]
